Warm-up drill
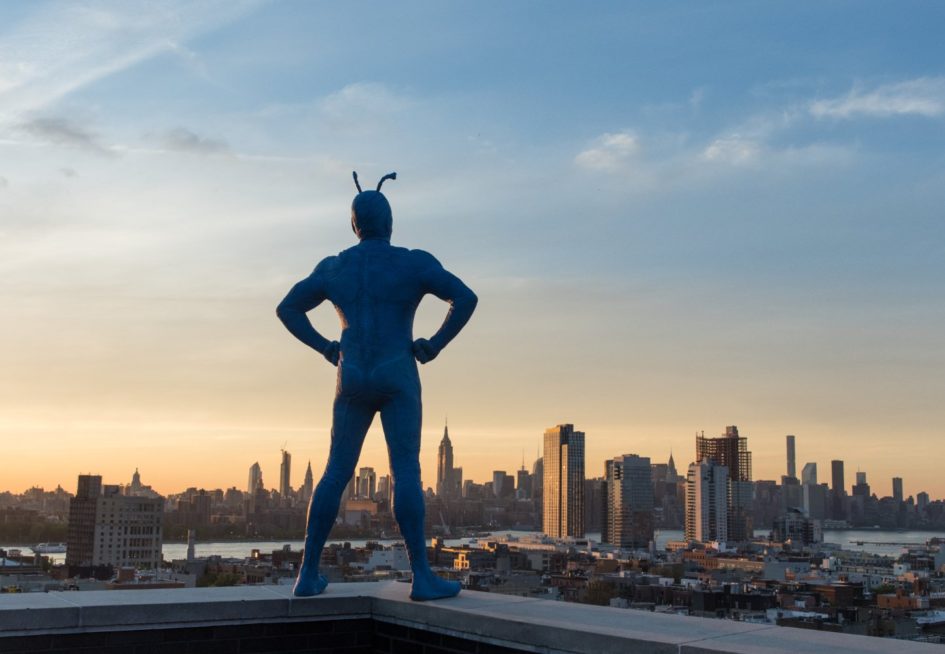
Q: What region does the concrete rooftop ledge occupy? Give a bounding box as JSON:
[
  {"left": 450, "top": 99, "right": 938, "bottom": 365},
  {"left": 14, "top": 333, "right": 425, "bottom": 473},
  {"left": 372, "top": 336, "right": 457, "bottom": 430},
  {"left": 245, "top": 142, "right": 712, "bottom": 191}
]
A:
[{"left": 0, "top": 582, "right": 938, "bottom": 653}]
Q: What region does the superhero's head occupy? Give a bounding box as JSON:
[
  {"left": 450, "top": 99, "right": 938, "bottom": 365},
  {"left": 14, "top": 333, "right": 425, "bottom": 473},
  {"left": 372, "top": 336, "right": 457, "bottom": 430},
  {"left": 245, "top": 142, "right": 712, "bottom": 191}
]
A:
[{"left": 351, "top": 171, "right": 396, "bottom": 240}]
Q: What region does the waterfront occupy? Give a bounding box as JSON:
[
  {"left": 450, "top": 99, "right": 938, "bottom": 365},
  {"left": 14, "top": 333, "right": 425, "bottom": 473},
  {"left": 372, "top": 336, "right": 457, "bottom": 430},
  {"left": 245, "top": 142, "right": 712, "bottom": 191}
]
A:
[{"left": 7, "top": 528, "right": 944, "bottom": 565}]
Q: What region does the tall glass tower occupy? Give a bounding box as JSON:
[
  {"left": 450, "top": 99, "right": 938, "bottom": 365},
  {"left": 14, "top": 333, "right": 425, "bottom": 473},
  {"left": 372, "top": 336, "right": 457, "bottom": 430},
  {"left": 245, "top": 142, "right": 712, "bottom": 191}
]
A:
[{"left": 542, "top": 424, "right": 585, "bottom": 538}]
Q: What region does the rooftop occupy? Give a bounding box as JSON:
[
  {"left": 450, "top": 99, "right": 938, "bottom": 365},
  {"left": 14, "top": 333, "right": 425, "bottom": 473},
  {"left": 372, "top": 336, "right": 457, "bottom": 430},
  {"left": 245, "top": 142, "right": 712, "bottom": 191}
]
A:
[{"left": 0, "top": 581, "right": 937, "bottom": 653}]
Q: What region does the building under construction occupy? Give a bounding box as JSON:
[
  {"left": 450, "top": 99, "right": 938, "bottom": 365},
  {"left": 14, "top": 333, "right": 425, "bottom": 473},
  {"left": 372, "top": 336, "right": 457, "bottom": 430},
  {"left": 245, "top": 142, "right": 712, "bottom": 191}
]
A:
[{"left": 695, "top": 426, "right": 753, "bottom": 541}]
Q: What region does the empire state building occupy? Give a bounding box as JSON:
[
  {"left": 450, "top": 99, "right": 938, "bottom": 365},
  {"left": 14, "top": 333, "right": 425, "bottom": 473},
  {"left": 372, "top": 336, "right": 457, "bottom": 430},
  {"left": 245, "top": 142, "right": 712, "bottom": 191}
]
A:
[{"left": 436, "top": 423, "right": 462, "bottom": 498}]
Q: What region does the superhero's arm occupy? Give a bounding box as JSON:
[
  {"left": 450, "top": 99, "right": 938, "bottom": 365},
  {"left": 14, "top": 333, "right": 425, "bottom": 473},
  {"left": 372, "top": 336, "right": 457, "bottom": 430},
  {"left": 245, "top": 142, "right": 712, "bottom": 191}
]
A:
[
  {"left": 414, "top": 251, "right": 478, "bottom": 364},
  {"left": 276, "top": 259, "right": 340, "bottom": 365}
]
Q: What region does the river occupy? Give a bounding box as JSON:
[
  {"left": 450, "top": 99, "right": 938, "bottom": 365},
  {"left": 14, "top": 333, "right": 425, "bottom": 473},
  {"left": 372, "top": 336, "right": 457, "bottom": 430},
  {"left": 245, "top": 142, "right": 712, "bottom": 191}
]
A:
[{"left": 6, "top": 528, "right": 943, "bottom": 565}]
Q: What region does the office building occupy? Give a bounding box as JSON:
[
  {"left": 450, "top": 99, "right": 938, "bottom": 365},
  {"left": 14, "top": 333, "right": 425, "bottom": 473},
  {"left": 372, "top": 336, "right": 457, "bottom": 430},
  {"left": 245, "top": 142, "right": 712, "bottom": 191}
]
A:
[
  {"left": 853, "top": 471, "right": 870, "bottom": 497},
  {"left": 604, "top": 454, "right": 654, "bottom": 549},
  {"left": 892, "top": 477, "right": 904, "bottom": 503},
  {"left": 585, "top": 477, "right": 606, "bottom": 535},
  {"left": 532, "top": 457, "right": 543, "bottom": 503},
  {"left": 801, "top": 462, "right": 817, "bottom": 486},
  {"left": 831, "top": 460, "right": 845, "bottom": 493},
  {"left": 493, "top": 471, "right": 514, "bottom": 498},
  {"left": 829, "top": 459, "right": 846, "bottom": 521},
  {"left": 773, "top": 508, "right": 822, "bottom": 545},
  {"left": 279, "top": 449, "right": 292, "bottom": 498},
  {"left": 803, "top": 483, "right": 828, "bottom": 520},
  {"left": 357, "top": 467, "right": 377, "bottom": 500},
  {"left": 66, "top": 475, "right": 162, "bottom": 577},
  {"left": 781, "top": 475, "right": 802, "bottom": 512},
  {"left": 685, "top": 461, "right": 728, "bottom": 543},
  {"left": 377, "top": 474, "right": 392, "bottom": 504},
  {"left": 543, "top": 424, "right": 585, "bottom": 538},
  {"left": 516, "top": 466, "right": 533, "bottom": 500},
  {"left": 248, "top": 462, "right": 263, "bottom": 494}
]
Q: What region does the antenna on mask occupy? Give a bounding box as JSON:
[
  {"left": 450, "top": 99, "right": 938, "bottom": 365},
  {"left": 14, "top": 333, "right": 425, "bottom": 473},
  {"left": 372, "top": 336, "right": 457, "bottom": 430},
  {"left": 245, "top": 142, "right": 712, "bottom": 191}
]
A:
[
  {"left": 352, "top": 171, "right": 363, "bottom": 193},
  {"left": 376, "top": 172, "right": 397, "bottom": 191}
]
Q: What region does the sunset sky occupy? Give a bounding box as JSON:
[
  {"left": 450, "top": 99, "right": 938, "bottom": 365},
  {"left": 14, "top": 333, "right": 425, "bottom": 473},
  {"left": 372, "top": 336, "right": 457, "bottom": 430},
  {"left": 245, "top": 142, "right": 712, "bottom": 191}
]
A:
[{"left": 2, "top": 1, "right": 944, "bottom": 499}]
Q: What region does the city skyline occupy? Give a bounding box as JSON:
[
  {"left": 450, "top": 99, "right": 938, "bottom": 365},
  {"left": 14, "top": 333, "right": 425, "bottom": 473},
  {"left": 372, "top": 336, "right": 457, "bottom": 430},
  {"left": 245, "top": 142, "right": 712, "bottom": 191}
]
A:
[
  {"left": 2, "top": 3, "right": 944, "bottom": 497},
  {"left": 0, "top": 423, "right": 933, "bottom": 504}
]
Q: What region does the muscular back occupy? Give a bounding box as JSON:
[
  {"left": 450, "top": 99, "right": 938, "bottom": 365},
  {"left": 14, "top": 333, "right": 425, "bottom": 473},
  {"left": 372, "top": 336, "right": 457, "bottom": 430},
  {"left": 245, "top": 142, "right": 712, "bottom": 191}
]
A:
[
  {"left": 277, "top": 239, "right": 477, "bottom": 374},
  {"left": 320, "top": 241, "right": 432, "bottom": 364}
]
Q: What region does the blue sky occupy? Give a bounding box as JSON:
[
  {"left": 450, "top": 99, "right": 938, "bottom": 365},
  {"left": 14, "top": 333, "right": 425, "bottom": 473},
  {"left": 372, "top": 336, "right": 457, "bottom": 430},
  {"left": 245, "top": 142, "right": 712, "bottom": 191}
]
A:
[{"left": 1, "top": 1, "right": 944, "bottom": 496}]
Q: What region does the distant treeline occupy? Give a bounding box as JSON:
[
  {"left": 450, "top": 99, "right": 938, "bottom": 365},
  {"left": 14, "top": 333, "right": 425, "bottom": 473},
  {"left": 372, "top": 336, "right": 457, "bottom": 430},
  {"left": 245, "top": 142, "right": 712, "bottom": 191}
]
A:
[{"left": 0, "top": 521, "right": 67, "bottom": 545}]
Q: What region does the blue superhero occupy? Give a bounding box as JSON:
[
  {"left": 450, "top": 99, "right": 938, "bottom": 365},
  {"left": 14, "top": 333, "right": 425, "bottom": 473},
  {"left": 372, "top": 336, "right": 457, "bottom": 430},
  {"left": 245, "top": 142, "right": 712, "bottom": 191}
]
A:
[{"left": 277, "top": 171, "right": 477, "bottom": 600}]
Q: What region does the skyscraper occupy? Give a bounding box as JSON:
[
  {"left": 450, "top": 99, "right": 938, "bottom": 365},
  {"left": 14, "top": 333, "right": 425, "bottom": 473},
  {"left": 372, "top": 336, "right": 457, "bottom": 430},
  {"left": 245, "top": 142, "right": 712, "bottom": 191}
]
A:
[
  {"left": 685, "top": 461, "right": 728, "bottom": 543},
  {"left": 796, "top": 460, "right": 825, "bottom": 521},
  {"left": 377, "top": 474, "right": 392, "bottom": 504},
  {"left": 357, "top": 467, "right": 377, "bottom": 499},
  {"left": 801, "top": 462, "right": 817, "bottom": 486},
  {"left": 279, "top": 449, "right": 292, "bottom": 498},
  {"left": 892, "top": 477, "right": 904, "bottom": 503},
  {"left": 248, "top": 462, "right": 263, "bottom": 494},
  {"left": 543, "top": 423, "right": 585, "bottom": 538},
  {"left": 604, "top": 454, "right": 654, "bottom": 549},
  {"left": 831, "top": 460, "right": 845, "bottom": 493},
  {"left": 852, "top": 471, "right": 870, "bottom": 497},
  {"left": 585, "top": 477, "right": 606, "bottom": 534},
  {"left": 532, "top": 456, "right": 543, "bottom": 503},
  {"left": 516, "top": 465, "right": 533, "bottom": 500},
  {"left": 667, "top": 451, "right": 678, "bottom": 482},
  {"left": 830, "top": 459, "right": 846, "bottom": 520},
  {"left": 695, "top": 426, "right": 753, "bottom": 541},
  {"left": 301, "top": 461, "right": 314, "bottom": 503},
  {"left": 785, "top": 435, "right": 796, "bottom": 479},
  {"left": 436, "top": 423, "right": 455, "bottom": 498},
  {"left": 492, "top": 470, "right": 514, "bottom": 498}
]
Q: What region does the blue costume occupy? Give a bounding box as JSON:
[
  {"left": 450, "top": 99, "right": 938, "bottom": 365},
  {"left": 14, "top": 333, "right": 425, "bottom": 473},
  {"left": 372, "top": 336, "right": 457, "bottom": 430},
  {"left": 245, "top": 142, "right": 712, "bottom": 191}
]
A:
[{"left": 277, "top": 172, "right": 477, "bottom": 600}]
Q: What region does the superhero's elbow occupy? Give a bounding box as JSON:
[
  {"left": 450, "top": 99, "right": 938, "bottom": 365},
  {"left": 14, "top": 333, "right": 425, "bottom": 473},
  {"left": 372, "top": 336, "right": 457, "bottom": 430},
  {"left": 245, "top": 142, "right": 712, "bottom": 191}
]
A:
[
  {"left": 276, "top": 300, "right": 293, "bottom": 323},
  {"left": 465, "top": 289, "right": 479, "bottom": 312}
]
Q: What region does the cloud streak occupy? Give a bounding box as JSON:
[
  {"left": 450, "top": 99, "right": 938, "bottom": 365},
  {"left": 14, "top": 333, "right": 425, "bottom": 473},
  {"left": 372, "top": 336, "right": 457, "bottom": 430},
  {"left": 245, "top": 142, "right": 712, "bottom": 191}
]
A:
[
  {"left": 0, "top": 1, "right": 261, "bottom": 122},
  {"left": 21, "top": 117, "right": 113, "bottom": 155},
  {"left": 161, "top": 127, "right": 229, "bottom": 155},
  {"left": 810, "top": 77, "right": 945, "bottom": 119}
]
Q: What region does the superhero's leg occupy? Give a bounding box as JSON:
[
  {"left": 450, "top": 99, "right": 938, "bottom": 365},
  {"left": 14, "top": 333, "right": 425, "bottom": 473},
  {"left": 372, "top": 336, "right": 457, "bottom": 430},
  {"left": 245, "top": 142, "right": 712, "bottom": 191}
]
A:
[
  {"left": 380, "top": 390, "right": 460, "bottom": 601},
  {"left": 294, "top": 394, "right": 375, "bottom": 597}
]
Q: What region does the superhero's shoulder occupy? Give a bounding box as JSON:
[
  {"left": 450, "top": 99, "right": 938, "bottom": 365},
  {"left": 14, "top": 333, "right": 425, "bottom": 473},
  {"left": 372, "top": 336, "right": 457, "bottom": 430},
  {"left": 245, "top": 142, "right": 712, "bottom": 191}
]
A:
[
  {"left": 407, "top": 248, "right": 443, "bottom": 271},
  {"left": 311, "top": 253, "right": 343, "bottom": 278}
]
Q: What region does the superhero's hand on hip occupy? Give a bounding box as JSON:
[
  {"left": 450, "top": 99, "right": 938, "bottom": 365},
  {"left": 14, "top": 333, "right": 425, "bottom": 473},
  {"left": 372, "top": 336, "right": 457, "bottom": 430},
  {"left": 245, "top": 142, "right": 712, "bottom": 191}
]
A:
[
  {"left": 322, "top": 341, "right": 340, "bottom": 366},
  {"left": 412, "top": 338, "right": 440, "bottom": 364}
]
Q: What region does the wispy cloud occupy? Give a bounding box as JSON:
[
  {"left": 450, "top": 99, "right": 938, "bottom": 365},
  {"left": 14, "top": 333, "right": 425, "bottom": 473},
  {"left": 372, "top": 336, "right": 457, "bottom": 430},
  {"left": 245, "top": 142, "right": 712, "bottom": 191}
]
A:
[
  {"left": 574, "top": 131, "right": 641, "bottom": 171},
  {"left": 701, "top": 135, "right": 761, "bottom": 165},
  {"left": 320, "top": 82, "right": 414, "bottom": 118},
  {"left": 317, "top": 82, "right": 416, "bottom": 134},
  {"left": 810, "top": 77, "right": 945, "bottom": 119},
  {"left": 0, "top": 1, "right": 261, "bottom": 122},
  {"left": 160, "top": 127, "right": 229, "bottom": 155},
  {"left": 21, "top": 117, "right": 113, "bottom": 155}
]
